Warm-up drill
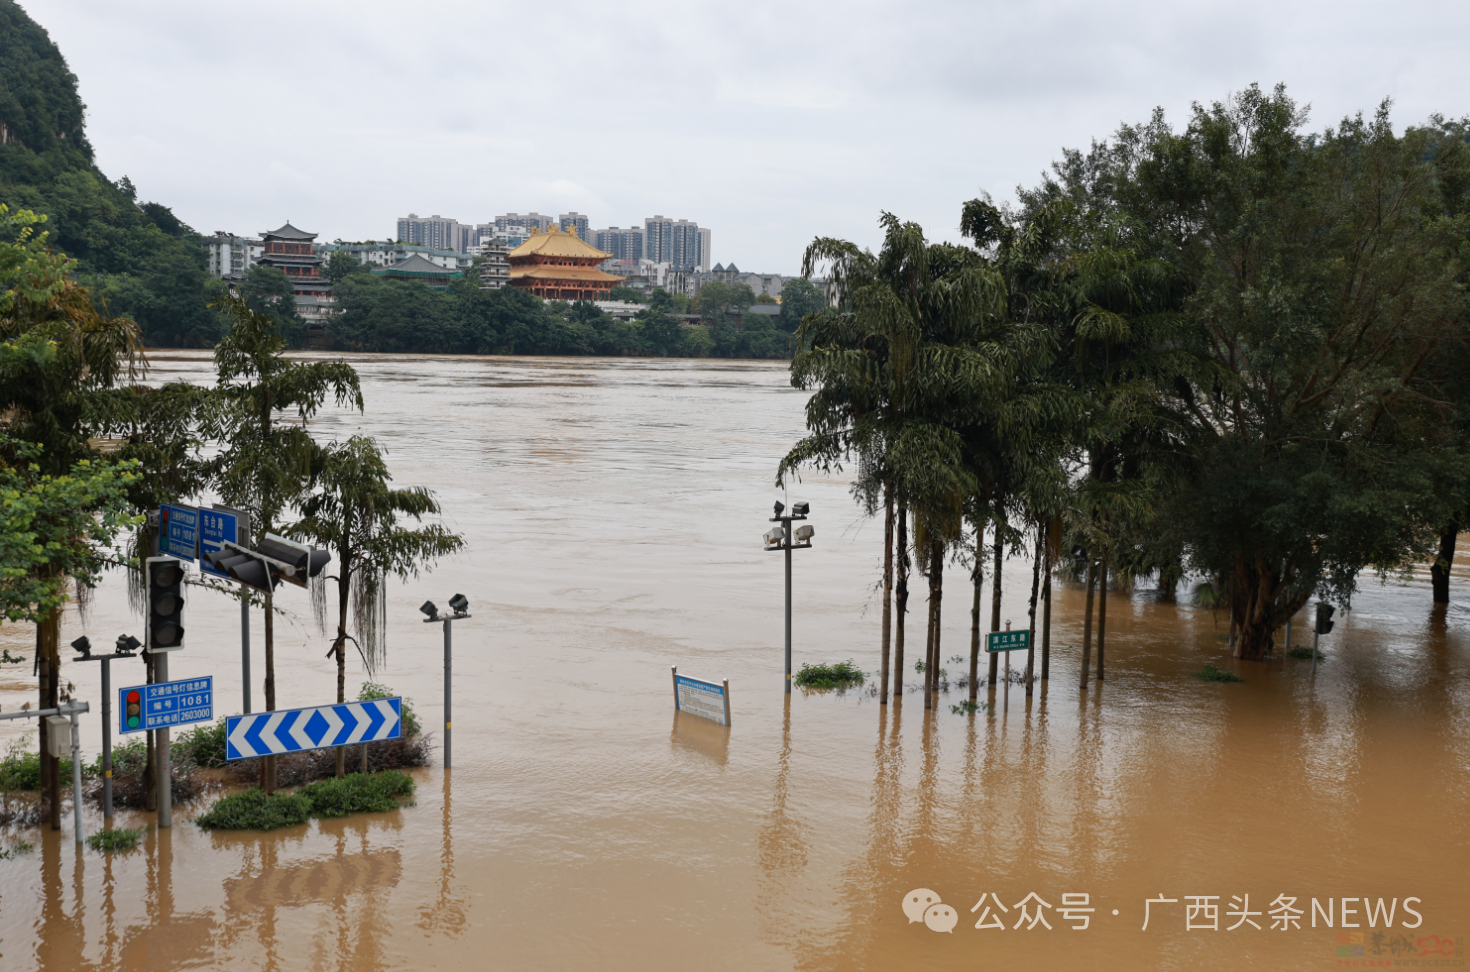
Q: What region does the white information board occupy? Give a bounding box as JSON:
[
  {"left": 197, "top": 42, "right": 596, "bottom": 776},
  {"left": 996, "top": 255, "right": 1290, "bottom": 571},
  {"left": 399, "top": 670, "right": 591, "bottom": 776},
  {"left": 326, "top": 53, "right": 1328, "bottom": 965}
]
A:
[{"left": 671, "top": 667, "right": 731, "bottom": 726}]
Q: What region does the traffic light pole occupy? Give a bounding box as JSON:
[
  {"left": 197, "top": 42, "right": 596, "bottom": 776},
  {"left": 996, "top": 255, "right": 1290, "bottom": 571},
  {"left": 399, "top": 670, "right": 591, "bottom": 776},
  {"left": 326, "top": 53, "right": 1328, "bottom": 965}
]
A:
[
  {"left": 100, "top": 656, "right": 113, "bottom": 818},
  {"left": 155, "top": 649, "right": 171, "bottom": 829},
  {"left": 443, "top": 618, "right": 452, "bottom": 770},
  {"left": 241, "top": 595, "right": 251, "bottom": 714}
]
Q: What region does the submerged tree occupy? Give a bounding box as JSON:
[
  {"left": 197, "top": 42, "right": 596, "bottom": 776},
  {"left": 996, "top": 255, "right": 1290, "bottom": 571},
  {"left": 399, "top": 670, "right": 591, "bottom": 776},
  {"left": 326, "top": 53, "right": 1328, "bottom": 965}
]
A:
[
  {"left": 292, "top": 435, "right": 464, "bottom": 775},
  {"left": 202, "top": 293, "right": 361, "bottom": 791}
]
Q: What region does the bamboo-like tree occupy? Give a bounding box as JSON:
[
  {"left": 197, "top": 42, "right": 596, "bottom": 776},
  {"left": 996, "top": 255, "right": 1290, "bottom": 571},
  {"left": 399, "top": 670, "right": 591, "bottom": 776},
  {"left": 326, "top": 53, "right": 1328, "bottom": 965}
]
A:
[
  {"left": 292, "top": 435, "right": 465, "bottom": 775},
  {"left": 202, "top": 293, "right": 361, "bottom": 791}
]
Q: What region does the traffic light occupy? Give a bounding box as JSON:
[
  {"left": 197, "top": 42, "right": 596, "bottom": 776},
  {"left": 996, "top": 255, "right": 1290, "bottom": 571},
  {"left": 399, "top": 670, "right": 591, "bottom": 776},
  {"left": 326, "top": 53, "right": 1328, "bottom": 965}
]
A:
[
  {"left": 1315, "top": 603, "right": 1336, "bottom": 636},
  {"left": 204, "top": 536, "right": 329, "bottom": 592},
  {"left": 124, "top": 688, "right": 143, "bottom": 730},
  {"left": 146, "top": 556, "right": 186, "bottom": 651}
]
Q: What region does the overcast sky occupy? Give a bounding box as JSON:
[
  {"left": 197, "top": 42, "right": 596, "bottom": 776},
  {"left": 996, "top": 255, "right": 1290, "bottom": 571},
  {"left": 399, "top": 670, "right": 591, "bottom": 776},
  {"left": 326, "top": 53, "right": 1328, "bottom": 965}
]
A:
[{"left": 25, "top": 0, "right": 1470, "bottom": 273}]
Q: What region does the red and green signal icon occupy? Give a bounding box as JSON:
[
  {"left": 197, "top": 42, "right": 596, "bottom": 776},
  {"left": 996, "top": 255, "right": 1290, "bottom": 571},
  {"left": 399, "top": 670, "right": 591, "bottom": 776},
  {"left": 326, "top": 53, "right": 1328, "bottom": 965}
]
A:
[{"left": 126, "top": 690, "right": 142, "bottom": 730}]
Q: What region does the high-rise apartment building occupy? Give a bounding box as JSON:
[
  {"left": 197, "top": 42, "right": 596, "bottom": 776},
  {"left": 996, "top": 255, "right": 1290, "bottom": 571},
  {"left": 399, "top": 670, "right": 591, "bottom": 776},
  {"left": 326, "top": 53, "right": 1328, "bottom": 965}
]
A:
[
  {"left": 644, "top": 215, "right": 708, "bottom": 272},
  {"left": 396, "top": 214, "right": 467, "bottom": 253},
  {"left": 591, "top": 226, "right": 643, "bottom": 263},
  {"left": 495, "top": 213, "right": 554, "bottom": 237},
  {"left": 558, "top": 212, "right": 590, "bottom": 242}
]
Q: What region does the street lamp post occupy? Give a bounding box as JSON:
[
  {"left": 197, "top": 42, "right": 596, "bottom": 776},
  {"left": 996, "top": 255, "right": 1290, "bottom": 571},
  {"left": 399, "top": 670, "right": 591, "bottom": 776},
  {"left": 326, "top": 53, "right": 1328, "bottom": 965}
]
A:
[
  {"left": 422, "top": 595, "right": 471, "bottom": 769},
  {"left": 764, "top": 501, "right": 813, "bottom": 694},
  {"left": 71, "top": 634, "right": 142, "bottom": 820}
]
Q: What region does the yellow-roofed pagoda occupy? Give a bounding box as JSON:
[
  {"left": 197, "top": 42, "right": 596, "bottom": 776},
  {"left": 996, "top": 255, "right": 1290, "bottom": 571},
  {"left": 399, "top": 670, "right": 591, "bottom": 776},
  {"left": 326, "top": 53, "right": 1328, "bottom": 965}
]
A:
[{"left": 507, "top": 227, "right": 625, "bottom": 300}]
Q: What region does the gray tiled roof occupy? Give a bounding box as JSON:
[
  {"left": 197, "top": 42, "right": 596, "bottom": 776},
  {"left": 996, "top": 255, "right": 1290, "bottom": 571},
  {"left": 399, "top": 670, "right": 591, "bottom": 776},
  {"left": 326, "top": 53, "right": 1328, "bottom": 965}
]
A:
[{"left": 261, "top": 222, "right": 318, "bottom": 241}]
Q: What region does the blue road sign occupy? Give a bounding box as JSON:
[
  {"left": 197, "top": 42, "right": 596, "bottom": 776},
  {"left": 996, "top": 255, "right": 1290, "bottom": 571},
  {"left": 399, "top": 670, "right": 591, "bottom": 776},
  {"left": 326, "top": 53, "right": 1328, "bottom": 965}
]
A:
[
  {"left": 158, "top": 503, "right": 199, "bottom": 562},
  {"left": 986, "top": 630, "right": 1031, "bottom": 653},
  {"left": 226, "top": 698, "right": 402, "bottom": 760},
  {"left": 119, "top": 676, "right": 214, "bottom": 734},
  {"left": 199, "top": 507, "right": 241, "bottom": 578}
]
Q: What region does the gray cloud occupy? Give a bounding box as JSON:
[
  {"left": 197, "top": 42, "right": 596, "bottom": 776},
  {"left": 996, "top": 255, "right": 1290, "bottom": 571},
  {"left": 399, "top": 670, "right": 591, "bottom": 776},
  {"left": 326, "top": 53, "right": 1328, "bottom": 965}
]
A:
[{"left": 27, "top": 0, "right": 1470, "bottom": 272}]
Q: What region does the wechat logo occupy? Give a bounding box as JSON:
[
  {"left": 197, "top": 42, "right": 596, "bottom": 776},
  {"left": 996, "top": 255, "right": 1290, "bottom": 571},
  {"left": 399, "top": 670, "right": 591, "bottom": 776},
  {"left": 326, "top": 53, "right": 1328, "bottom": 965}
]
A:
[{"left": 903, "top": 888, "right": 958, "bottom": 933}]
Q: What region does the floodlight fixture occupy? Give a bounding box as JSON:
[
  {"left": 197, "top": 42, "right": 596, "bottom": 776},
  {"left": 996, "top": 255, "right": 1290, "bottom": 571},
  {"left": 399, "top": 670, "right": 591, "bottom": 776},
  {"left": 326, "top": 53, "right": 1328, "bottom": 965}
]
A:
[
  {"left": 764, "top": 526, "right": 785, "bottom": 547},
  {"left": 795, "top": 524, "right": 815, "bottom": 542},
  {"left": 71, "top": 636, "right": 92, "bottom": 657},
  {"left": 792, "top": 501, "right": 810, "bottom": 516},
  {"left": 420, "top": 600, "right": 440, "bottom": 621},
  {"left": 773, "top": 500, "right": 785, "bottom": 517},
  {"left": 448, "top": 593, "right": 469, "bottom": 615},
  {"left": 115, "top": 634, "right": 142, "bottom": 655}
]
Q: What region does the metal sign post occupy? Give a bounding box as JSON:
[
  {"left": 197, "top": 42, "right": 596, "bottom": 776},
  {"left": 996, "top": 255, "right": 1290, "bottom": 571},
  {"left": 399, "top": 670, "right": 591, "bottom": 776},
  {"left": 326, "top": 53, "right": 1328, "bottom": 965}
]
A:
[
  {"left": 203, "top": 506, "right": 251, "bottom": 714},
  {"left": 74, "top": 635, "right": 142, "bottom": 818},
  {"left": 0, "top": 700, "right": 90, "bottom": 843}
]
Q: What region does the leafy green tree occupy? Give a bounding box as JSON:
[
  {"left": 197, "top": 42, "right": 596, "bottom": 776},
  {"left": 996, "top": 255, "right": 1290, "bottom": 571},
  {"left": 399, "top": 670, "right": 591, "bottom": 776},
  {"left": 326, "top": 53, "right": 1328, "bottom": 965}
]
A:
[
  {"left": 324, "top": 250, "right": 371, "bottom": 285},
  {"left": 607, "top": 285, "right": 645, "bottom": 304},
  {"left": 243, "top": 265, "right": 304, "bottom": 346},
  {"left": 777, "top": 278, "right": 826, "bottom": 333},
  {"left": 202, "top": 293, "right": 361, "bottom": 790},
  {"left": 1025, "top": 85, "right": 1470, "bottom": 659},
  {"left": 292, "top": 435, "right": 463, "bottom": 775}
]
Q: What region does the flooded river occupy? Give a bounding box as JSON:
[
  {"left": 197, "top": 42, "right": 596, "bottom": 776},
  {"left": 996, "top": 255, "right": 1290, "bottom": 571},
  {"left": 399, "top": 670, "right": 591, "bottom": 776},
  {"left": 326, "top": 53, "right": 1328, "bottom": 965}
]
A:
[{"left": 1, "top": 353, "right": 1467, "bottom": 971}]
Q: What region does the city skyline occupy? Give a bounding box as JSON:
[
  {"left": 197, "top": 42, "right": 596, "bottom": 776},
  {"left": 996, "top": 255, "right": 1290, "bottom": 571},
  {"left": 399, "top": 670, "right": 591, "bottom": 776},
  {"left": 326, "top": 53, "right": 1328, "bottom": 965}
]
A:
[{"left": 26, "top": 1, "right": 1469, "bottom": 274}]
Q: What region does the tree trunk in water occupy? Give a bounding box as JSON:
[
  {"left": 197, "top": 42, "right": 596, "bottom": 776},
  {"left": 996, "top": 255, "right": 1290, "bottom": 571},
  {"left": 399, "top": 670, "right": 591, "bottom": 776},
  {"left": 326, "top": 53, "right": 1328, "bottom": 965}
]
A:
[
  {"left": 1096, "top": 552, "right": 1109, "bottom": 682},
  {"left": 880, "top": 486, "right": 894, "bottom": 705},
  {"left": 38, "top": 614, "right": 61, "bottom": 829},
  {"left": 922, "top": 575, "right": 934, "bottom": 710},
  {"left": 930, "top": 540, "right": 944, "bottom": 709},
  {"left": 335, "top": 576, "right": 350, "bottom": 777},
  {"left": 1026, "top": 531, "right": 1041, "bottom": 695},
  {"left": 988, "top": 500, "right": 1004, "bottom": 687},
  {"left": 264, "top": 591, "right": 277, "bottom": 794},
  {"left": 1432, "top": 522, "right": 1457, "bottom": 604},
  {"left": 968, "top": 526, "right": 983, "bottom": 701},
  {"left": 1230, "top": 554, "right": 1307, "bottom": 661},
  {"left": 1079, "top": 558, "right": 1097, "bottom": 689},
  {"left": 1041, "top": 545, "right": 1053, "bottom": 681},
  {"left": 893, "top": 502, "right": 908, "bottom": 706}
]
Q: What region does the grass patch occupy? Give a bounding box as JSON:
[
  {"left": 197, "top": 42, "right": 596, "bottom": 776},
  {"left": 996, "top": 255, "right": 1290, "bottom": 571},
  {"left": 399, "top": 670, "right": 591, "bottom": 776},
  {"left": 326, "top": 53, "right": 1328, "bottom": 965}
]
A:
[
  {"left": 195, "top": 787, "right": 312, "bottom": 831},
  {"left": 793, "top": 660, "right": 865, "bottom": 689},
  {"left": 1194, "top": 663, "right": 1244, "bottom": 683},
  {"left": 950, "top": 700, "right": 992, "bottom": 715},
  {"left": 1287, "top": 646, "right": 1325, "bottom": 660},
  {"left": 0, "top": 839, "right": 34, "bottom": 859},
  {"left": 195, "top": 771, "right": 416, "bottom": 831},
  {"left": 913, "top": 660, "right": 947, "bottom": 678},
  {"left": 296, "top": 771, "right": 416, "bottom": 818},
  {"left": 86, "top": 827, "right": 146, "bottom": 853}
]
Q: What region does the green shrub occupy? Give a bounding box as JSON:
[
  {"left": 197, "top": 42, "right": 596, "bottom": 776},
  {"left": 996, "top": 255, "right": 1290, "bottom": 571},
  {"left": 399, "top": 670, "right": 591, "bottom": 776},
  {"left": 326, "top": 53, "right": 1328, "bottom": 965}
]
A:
[
  {"left": 1194, "top": 663, "right": 1245, "bottom": 683},
  {"left": 913, "top": 660, "right": 947, "bottom": 677},
  {"left": 296, "top": 771, "right": 415, "bottom": 819},
  {"left": 1287, "top": 646, "right": 1325, "bottom": 660},
  {"left": 359, "top": 682, "right": 420, "bottom": 735},
  {"left": 195, "top": 772, "right": 416, "bottom": 831},
  {"left": 173, "top": 719, "right": 229, "bottom": 768},
  {"left": 195, "top": 787, "right": 311, "bottom": 831},
  {"left": 793, "top": 660, "right": 865, "bottom": 689},
  {"left": 0, "top": 737, "right": 75, "bottom": 790},
  {"left": 950, "top": 700, "right": 991, "bottom": 715},
  {"left": 86, "top": 827, "right": 146, "bottom": 853}
]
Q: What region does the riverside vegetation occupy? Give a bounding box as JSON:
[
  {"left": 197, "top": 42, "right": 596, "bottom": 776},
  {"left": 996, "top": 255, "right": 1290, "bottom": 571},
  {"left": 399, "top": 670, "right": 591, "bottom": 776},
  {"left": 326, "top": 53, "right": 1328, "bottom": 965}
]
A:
[{"left": 782, "top": 85, "right": 1470, "bottom": 715}]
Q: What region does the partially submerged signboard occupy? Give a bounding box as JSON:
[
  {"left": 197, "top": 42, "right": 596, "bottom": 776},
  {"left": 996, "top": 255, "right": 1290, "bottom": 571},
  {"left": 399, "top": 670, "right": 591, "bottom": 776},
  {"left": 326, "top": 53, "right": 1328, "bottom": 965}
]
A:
[{"left": 671, "top": 667, "right": 731, "bottom": 726}]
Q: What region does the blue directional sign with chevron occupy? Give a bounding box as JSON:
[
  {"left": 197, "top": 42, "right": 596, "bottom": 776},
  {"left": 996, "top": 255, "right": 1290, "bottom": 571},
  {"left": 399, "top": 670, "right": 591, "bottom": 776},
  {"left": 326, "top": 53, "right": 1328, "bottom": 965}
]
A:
[{"left": 225, "top": 698, "right": 402, "bottom": 760}]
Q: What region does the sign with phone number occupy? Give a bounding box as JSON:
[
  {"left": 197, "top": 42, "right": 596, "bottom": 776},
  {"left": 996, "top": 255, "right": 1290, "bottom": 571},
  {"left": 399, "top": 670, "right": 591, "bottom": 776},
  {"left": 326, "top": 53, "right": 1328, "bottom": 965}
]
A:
[{"left": 119, "top": 676, "right": 213, "bottom": 733}]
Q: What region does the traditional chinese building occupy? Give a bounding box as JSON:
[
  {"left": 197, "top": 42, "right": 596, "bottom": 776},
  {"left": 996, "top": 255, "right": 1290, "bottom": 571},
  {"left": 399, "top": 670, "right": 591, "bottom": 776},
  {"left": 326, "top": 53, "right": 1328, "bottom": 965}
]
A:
[
  {"left": 507, "top": 227, "right": 624, "bottom": 300},
  {"left": 257, "top": 222, "right": 333, "bottom": 322}
]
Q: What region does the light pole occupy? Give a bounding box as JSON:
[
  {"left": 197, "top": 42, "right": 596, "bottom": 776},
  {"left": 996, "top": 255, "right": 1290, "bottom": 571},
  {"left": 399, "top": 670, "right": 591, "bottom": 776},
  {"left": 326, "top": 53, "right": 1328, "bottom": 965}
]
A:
[
  {"left": 71, "top": 634, "right": 142, "bottom": 819},
  {"left": 764, "top": 501, "right": 813, "bottom": 694},
  {"left": 422, "top": 594, "right": 471, "bottom": 769}
]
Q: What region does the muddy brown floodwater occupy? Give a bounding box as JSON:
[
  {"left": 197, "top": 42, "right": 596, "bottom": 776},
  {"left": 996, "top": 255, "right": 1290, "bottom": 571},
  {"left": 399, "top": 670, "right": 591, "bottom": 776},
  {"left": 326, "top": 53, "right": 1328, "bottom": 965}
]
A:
[{"left": 1, "top": 352, "right": 1467, "bottom": 971}]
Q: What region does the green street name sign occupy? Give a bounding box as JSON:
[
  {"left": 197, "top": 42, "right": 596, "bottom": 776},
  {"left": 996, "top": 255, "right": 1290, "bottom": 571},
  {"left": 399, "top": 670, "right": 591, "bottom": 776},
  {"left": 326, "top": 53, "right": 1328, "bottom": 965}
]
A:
[{"left": 986, "top": 630, "right": 1030, "bottom": 653}]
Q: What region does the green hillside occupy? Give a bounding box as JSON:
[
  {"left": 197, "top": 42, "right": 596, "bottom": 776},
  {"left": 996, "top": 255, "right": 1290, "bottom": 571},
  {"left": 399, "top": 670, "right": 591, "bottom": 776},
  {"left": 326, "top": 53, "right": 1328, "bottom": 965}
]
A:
[{"left": 0, "top": 0, "right": 222, "bottom": 345}]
